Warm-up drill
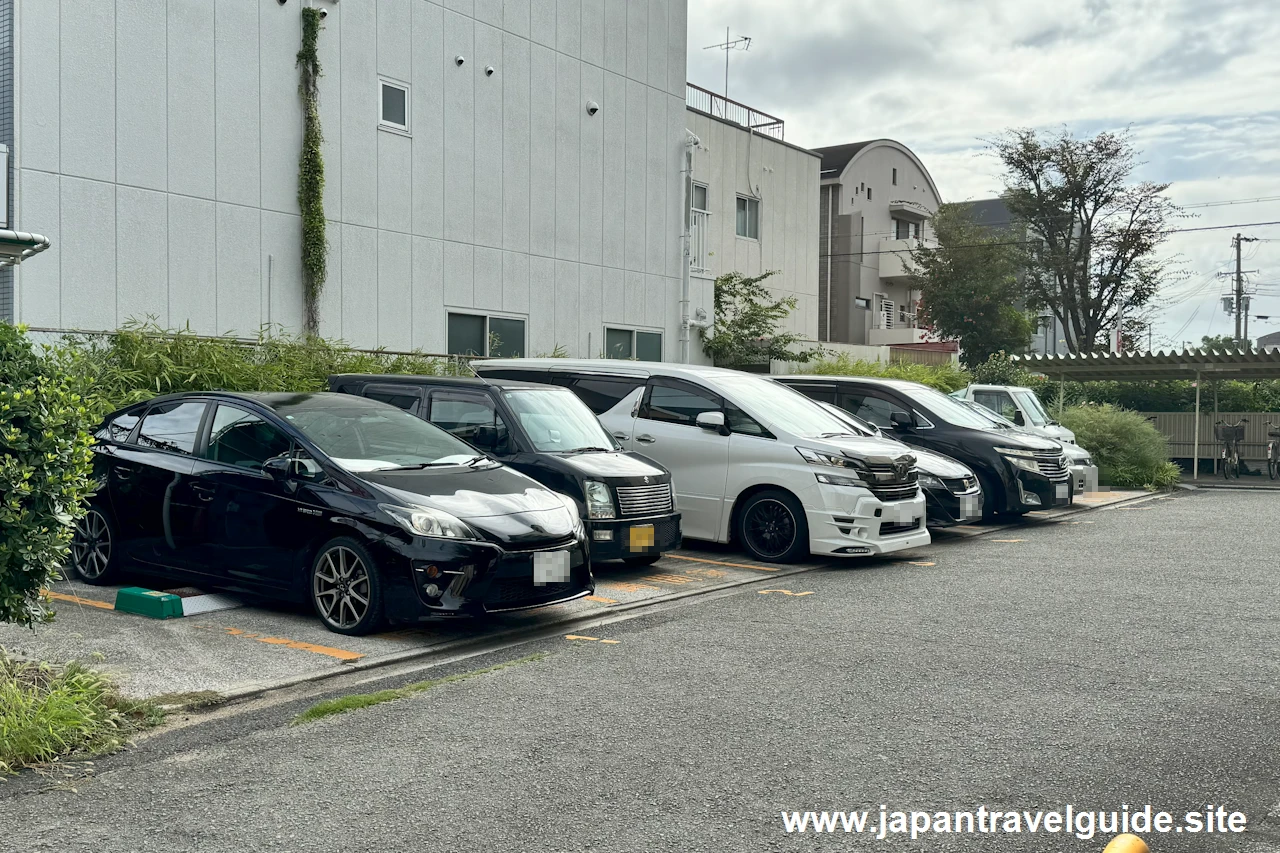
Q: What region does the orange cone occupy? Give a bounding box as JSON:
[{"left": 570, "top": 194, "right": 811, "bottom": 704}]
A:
[{"left": 1103, "top": 834, "right": 1149, "bottom": 853}]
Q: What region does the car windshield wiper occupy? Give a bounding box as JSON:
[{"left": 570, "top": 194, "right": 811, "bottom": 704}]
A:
[
  {"left": 818, "top": 431, "right": 858, "bottom": 439},
  {"left": 464, "top": 455, "right": 493, "bottom": 468},
  {"left": 563, "top": 446, "right": 612, "bottom": 454},
  {"left": 378, "top": 462, "right": 457, "bottom": 471}
]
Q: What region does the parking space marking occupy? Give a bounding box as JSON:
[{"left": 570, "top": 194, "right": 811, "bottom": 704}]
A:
[
  {"left": 664, "top": 554, "right": 779, "bottom": 572},
  {"left": 990, "top": 539, "right": 1026, "bottom": 543},
  {"left": 599, "top": 581, "right": 662, "bottom": 593},
  {"left": 758, "top": 589, "right": 815, "bottom": 596},
  {"left": 585, "top": 595, "right": 618, "bottom": 604},
  {"left": 599, "top": 639, "right": 621, "bottom": 645},
  {"left": 45, "top": 591, "right": 115, "bottom": 611},
  {"left": 565, "top": 634, "right": 599, "bottom": 641},
  {"left": 196, "top": 625, "right": 364, "bottom": 662},
  {"left": 899, "top": 561, "right": 936, "bottom": 567},
  {"left": 641, "top": 572, "right": 699, "bottom": 586}
]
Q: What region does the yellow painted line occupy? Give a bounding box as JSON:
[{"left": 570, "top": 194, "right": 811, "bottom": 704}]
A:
[
  {"left": 641, "top": 572, "right": 698, "bottom": 585},
  {"left": 599, "top": 581, "right": 661, "bottom": 593},
  {"left": 585, "top": 595, "right": 618, "bottom": 604},
  {"left": 901, "top": 560, "right": 936, "bottom": 567},
  {"left": 565, "top": 634, "right": 599, "bottom": 641},
  {"left": 952, "top": 525, "right": 983, "bottom": 530},
  {"left": 45, "top": 591, "right": 115, "bottom": 610},
  {"left": 206, "top": 626, "right": 363, "bottom": 662},
  {"left": 991, "top": 539, "right": 1025, "bottom": 543},
  {"left": 758, "top": 589, "right": 815, "bottom": 596},
  {"left": 599, "top": 639, "right": 621, "bottom": 645},
  {"left": 664, "top": 553, "right": 778, "bottom": 572}
]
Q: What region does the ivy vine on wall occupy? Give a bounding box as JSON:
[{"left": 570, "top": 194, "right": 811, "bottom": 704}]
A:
[{"left": 297, "top": 8, "right": 327, "bottom": 336}]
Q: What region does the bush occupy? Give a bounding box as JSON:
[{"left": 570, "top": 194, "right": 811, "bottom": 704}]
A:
[
  {"left": 1057, "top": 403, "right": 1181, "bottom": 489},
  {"left": 0, "top": 324, "right": 97, "bottom": 627},
  {"left": 806, "top": 353, "right": 971, "bottom": 393},
  {"left": 0, "top": 653, "right": 162, "bottom": 773}
]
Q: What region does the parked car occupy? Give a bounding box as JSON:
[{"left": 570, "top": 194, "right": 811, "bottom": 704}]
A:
[
  {"left": 474, "top": 359, "right": 930, "bottom": 562},
  {"left": 951, "top": 384, "right": 1077, "bottom": 444},
  {"left": 774, "top": 375, "right": 1072, "bottom": 518},
  {"left": 71, "top": 392, "right": 593, "bottom": 635},
  {"left": 953, "top": 398, "right": 1098, "bottom": 494},
  {"left": 328, "top": 374, "right": 681, "bottom": 565},
  {"left": 816, "top": 402, "right": 983, "bottom": 527}
]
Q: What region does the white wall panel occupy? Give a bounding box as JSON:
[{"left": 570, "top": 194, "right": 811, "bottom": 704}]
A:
[
  {"left": 15, "top": 171, "right": 60, "bottom": 326},
  {"left": 18, "top": 0, "right": 59, "bottom": 173},
  {"left": 600, "top": 266, "right": 624, "bottom": 325},
  {"left": 527, "top": 255, "right": 555, "bottom": 355},
  {"left": 340, "top": 1, "right": 378, "bottom": 227},
  {"left": 60, "top": 0, "right": 114, "bottom": 182},
  {"left": 261, "top": 212, "right": 304, "bottom": 333},
  {"left": 623, "top": 79, "right": 646, "bottom": 272},
  {"left": 600, "top": 71, "right": 626, "bottom": 270},
  {"left": 444, "top": 0, "right": 476, "bottom": 17},
  {"left": 167, "top": 0, "right": 215, "bottom": 198},
  {"left": 625, "top": 0, "right": 647, "bottom": 85},
  {"left": 60, "top": 179, "right": 115, "bottom": 329},
  {"left": 644, "top": 273, "right": 666, "bottom": 330},
  {"left": 624, "top": 270, "right": 644, "bottom": 328},
  {"left": 645, "top": 87, "right": 667, "bottom": 275},
  {"left": 503, "top": 0, "right": 530, "bottom": 39},
  {"left": 475, "top": 0, "right": 504, "bottom": 27},
  {"left": 116, "top": 187, "right": 169, "bottom": 328},
  {"left": 341, "top": 225, "right": 379, "bottom": 345},
  {"left": 501, "top": 250, "right": 530, "bottom": 315},
  {"left": 554, "top": 54, "right": 581, "bottom": 261},
  {"left": 412, "top": 236, "right": 445, "bottom": 351},
  {"left": 116, "top": 0, "right": 167, "bottom": 191},
  {"left": 578, "top": 264, "right": 602, "bottom": 356},
  {"left": 646, "top": 0, "right": 667, "bottom": 95},
  {"left": 215, "top": 203, "right": 262, "bottom": 336},
  {"left": 501, "top": 33, "right": 531, "bottom": 253},
  {"left": 579, "top": 64, "right": 604, "bottom": 266},
  {"left": 557, "top": 0, "right": 581, "bottom": 58},
  {"left": 530, "top": 0, "right": 555, "bottom": 48},
  {"left": 473, "top": 246, "right": 504, "bottom": 311},
  {"left": 377, "top": 230, "right": 413, "bottom": 350},
  {"left": 442, "top": 12, "right": 475, "bottom": 243},
  {"left": 377, "top": 132, "right": 413, "bottom": 233},
  {"left": 215, "top": 0, "right": 260, "bottom": 208},
  {"left": 377, "top": 0, "right": 412, "bottom": 82},
  {"left": 580, "top": 0, "right": 604, "bottom": 68},
  {"left": 443, "top": 240, "right": 475, "bottom": 307},
  {"left": 527, "top": 44, "right": 556, "bottom": 258},
  {"left": 667, "top": 0, "right": 687, "bottom": 96},
  {"left": 553, "top": 260, "right": 579, "bottom": 355},
  {"left": 317, "top": 220, "right": 343, "bottom": 339},
  {"left": 167, "top": 196, "right": 217, "bottom": 334},
  {"left": 602, "top": 0, "right": 626, "bottom": 76},
  {"left": 473, "top": 23, "right": 505, "bottom": 248},
  {"left": 411, "top": 0, "right": 444, "bottom": 238},
  {"left": 261, "top": 0, "right": 306, "bottom": 215}
]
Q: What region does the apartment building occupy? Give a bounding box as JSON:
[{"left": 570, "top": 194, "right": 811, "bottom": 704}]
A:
[
  {"left": 814, "top": 139, "right": 942, "bottom": 346},
  {"left": 6, "top": 0, "right": 691, "bottom": 362}
]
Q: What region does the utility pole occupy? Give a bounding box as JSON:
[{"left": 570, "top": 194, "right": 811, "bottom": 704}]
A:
[
  {"left": 1235, "top": 233, "right": 1243, "bottom": 344},
  {"left": 1218, "top": 233, "right": 1258, "bottom": 348},
  {"left": 703, "top": 29, "right": 752, "bottom": 100}
]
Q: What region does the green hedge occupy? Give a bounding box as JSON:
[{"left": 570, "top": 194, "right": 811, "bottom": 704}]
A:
[
  {"left": 1057, "top": 404, "right": 1181, "bottom": 489},
  {"left": 805, "top": 353, "right": 971, "bottom": 393}
]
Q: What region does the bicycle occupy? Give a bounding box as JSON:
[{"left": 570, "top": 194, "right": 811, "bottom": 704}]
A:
[
  {"left": 1215, "top": 419, "right": 1248, "bottom": 480},
  {"left": 1267, "top": 421, "right": 1280, "bottom": 481}
]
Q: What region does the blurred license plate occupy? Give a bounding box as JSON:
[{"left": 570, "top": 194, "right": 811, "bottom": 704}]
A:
[
  {"left": 628, "top": 524, "right": 656, "bottom": 552},
  {"left": 533, "top": 550, "right": 571, "bottom": 586},
  {"left": 958, "top": 495, "right": 979, "bottom": 519}
]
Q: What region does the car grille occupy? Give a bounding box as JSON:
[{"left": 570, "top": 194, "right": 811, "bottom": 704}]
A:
[
  {"left": 866, "top": 482, "right": 920, "bottom": 502},
  {"left": 861, "top": 458, "right": 918, "bottom": 503},
  {"left": 943, "top": 476, "right": 980, "bottom": 494},
  {"left": 879, "top": 517, "right": 921, "bottom": 536},
  {"left": 500, "top": 535, "right": 579, "bottom": 553},
  {"left": 616, "top": 482, "right": 674, "bottom": 517},
  {"left": 1034, "top": 451, "right": 1070, "bottom": 481}
]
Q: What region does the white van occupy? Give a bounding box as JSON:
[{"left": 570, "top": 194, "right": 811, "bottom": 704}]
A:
[
  {"left": 951, "top": 384, "right": 1077, "bottom": 444},
  {"left": 474, "top": 359, "right": 930, "bottom": 563}
]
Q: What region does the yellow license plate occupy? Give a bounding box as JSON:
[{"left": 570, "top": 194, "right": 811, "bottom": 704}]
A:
[{"left": 628, "top": 524, "right": 656, "bottom": 552}]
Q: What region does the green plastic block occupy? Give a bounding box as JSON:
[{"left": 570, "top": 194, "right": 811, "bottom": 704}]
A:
[{"left": 114, "top": 587, "right": 184, "bottom": 619}]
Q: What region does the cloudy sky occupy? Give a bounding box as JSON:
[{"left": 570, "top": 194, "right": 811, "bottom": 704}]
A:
[{"left": 687, "top": 0, "right": 1280, "bottom": 349}]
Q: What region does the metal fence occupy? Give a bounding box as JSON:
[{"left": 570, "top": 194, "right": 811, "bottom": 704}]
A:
[
  {"left": 1143, "top": 411, "right": 1280, "bottom": 464},
  {"left": 686, "top": 83, "right": 785, "bottom": 140}
]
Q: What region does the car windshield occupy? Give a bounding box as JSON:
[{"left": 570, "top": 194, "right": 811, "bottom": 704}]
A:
[
  {"left": 504, "top": 388, "right": 618, "bottom": 453},
  {"left": 818, "top": 402, "right": 877, "bottom": 437},
  {"left": 715, "top": 375, "right": 862, "bottom": 438},
  {"left": 960, "top": 400, "right": 1016, "bottom": 429},
  {"left": 898, "top": 384, "right": 1008, "bottom": 429},
  {"left": 276, "top": 400, "right": 480, "bottom": 471},
  {"left": 1013, "top": 389, "right": 1051, "bottom": 426}
]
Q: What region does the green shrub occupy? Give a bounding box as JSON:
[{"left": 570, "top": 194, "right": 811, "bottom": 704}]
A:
[
  {"left": 806, "top": 353, "right": 971, "bottom": 393},
  {"left": 0, "top": 653, "right": 162, "bottom": 773},
  {"left": 1057, "top": 403, "right": 1181, "bottom": 489},
  {"left": 0, "top": 324, "right": 97, "bottom": 627}
]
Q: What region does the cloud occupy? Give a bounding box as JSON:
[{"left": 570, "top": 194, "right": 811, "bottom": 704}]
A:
[{"left": 687, "top": 0, "right": 1280, "bottom": 346}]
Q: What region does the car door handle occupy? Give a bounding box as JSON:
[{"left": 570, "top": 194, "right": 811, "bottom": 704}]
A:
[
  {"left": 636, "top": 434, "right": 656, "bottom": 444},
  {"left": 113, "top": 465, "right": 135, "bottom": 480},
  {"left": 612, "top": 431, "right": 629, "bottom": 441},
  {"left": 190, "top": 483, "right": 216, "bottom": 502}
]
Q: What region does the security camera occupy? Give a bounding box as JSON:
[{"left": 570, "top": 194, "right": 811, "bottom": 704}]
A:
[
  {"left": 455, "top": 55, "right": 466, "bottom": 67},
  {"left": 586, "top": 100, "right": 600, "bottom": 116},
  {"left": 318, "top": 7, "right": 327, "bottom": 17},
  {"left": 277, "top": 0, "right": 286, "bottom": 5},
  {"left": 485, "top": 65, "right": 495, "bottom": 77}
]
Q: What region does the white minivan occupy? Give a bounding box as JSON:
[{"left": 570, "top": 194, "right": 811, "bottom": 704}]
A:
[{"left": 474, "top": 359, "right": 930, "bottom": 563}]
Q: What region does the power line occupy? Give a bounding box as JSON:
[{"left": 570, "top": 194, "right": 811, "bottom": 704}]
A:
[{"left": 1181, "top": 195, "right": 1280, "bottom": 209}]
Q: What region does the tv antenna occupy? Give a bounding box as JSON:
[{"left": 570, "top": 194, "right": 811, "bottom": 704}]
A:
[{"left": 704, "top": 29, "right": 752, "bottom": 100}]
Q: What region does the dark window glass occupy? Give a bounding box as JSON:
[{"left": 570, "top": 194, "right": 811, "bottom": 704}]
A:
[
  {"left": 643, "top": 383, "right": 720, "bottom": 426},
  {"left": 866, "top": 187, "right": 872, "bottom": 201},
  {"left": 206, "top": 406, "right": 293, "bottom": 469},
  {"left": 635, "top": 331, "right": 662, "bottom": 362},
  {"left": 135, "top": 401, "right": 207, "bottom": 455},
  {"left": 892, "top": 168, "right": 898, "bottom": 185},
  {"left": 381, "top": 83, "right": 408, "bottom": 128},
  {"left": 447, "top": 313, "right": 486, "bottom": 356},
  {"left": 973, "top": 391, "right": 1019, "bottom": 423},
  {"left": 839, "top": 393, "right": 900, "bottom": 429},
  {"left": 364, "top": 388, "right": 421, "bottom": 413},
  {"left": 605, "top": 328, "right": 633, "bottom": 359},
  {"left": 99, "top": 411, "right": 140, "bottom": 443},
  {"left": 488, "top": 317, "right": 526, "bottom": 358},
  {"left": 428, "top": 391, "right": 509, "bottom": 453},
  {"left": 570, "top": 377, "right": 644, "bottom": 414},
  {"left": 725, "top": 402, "right": 768, "bottom": 437},
  {"left": 793, "top": 385, "right": 836, "bottom": 405}
]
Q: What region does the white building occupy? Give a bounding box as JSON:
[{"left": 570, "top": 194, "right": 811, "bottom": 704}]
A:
[
  {"left": 813, "top": 139, "right": 942, "bottom": 347},
  {"left": 6, "top": 0, "right": 692, "bottom": 363},
  {"left": 684, "top": 86, "right": 821, "bottom": 347}
]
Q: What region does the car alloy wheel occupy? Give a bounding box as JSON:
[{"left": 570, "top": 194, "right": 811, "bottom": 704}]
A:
[
  {"left": 311, "top": 539, "right": 383, "bottom": 635},
  {"left": 71, "top": 509, "right": 114, "bottom": 582}
]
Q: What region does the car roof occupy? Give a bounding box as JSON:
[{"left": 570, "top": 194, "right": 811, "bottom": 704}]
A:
[
  {"left": 475, "top": 358, "right": 769, "bottom": 383},
  {"left": 968, "top": 384, "right": 1034, "bottom": 392},
  {"left": 329, "top": 373, "right": 491, "bottom": 389},
  {"left": 139, "top": 390, "right": 389, "bottom": 410},
  {"left": 778, "top": 374, "right": 931, "bottom": 393}
]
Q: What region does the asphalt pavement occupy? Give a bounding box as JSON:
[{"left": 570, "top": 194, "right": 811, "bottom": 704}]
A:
[{"left": 3, "top": 488, "right": 1279, "bottom": 853}]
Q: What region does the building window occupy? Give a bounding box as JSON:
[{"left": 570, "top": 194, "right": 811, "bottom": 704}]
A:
[
  {"left": 855, "top": 297, "right": 870, "bottom": 310},
  {"left": 735, "top": 196, "right": 759, "bottom": 240},
  {"left": 893, "top": 218, "right": 921, "bottom": 240},
  {"left": 866, "top": 187, "right": 872, "bottom": 202},
  {"left": 447, "top": 313, "right": 526, "bottom": 357},
  {"left": 892, "top": 168, "right": 898, "bottom": 186},
  {"left": 605, "top": 328, "right": 663, "bottom": 361},
  {"left": 379, "top": 79, "right": 410, "bottom": 133},
  {"left": 692, "top": 183, "right": 709, "bottom": 213}
]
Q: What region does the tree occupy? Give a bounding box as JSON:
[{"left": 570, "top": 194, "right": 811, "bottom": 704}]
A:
[
  {"left": 909, "top": 203, "right": 1036, "bottom": 368},
  {"left": 0, "top": 324, "right": 97, "bottom": 626},
  {"left": 699, "top": 271, "right": 822, "bottom": 368},
  {"left": 992, "top": 128, "right": 1183, "bottom": 353},
  {"left": 1200, "top": 334, "right": 1251, "bottom": 352}
]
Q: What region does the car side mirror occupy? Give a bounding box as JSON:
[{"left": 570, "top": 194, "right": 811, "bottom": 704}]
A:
[
  {"left": 696, "top": 411, "right": 729, "bottom": 435},
  {"left": 1013, "top": 410, "right": 1026, "bottom": 426},
  {"left": 889, "top": 411, "right": 914, "bottom": 431},
  {"left": 471, "top": 425, "right": 498, "bottom": 452},
  {"left": 263, "top": 456, "right": 292, "bottom": 479}
]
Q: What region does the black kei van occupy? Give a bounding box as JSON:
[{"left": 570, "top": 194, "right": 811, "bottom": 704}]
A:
[{"left": 329, "top": 375, "right": 682, "bottom": 565}]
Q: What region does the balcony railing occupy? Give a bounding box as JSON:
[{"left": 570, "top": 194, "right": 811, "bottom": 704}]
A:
[
  {"left": 686, "top": 83, "right": 785, "bottom": 140},
  {"left": 690, "top": 209, "right": 711, "bottom": 275}
]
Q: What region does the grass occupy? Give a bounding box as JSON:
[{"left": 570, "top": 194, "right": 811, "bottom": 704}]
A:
[
  {"left": 0, "top": 653, "right": 164, "bottom": 775},
  {"left": 291, "top": 653, "right": 548, "bottom": 726}
]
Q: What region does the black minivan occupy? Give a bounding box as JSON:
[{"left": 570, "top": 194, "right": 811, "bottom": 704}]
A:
[
  {"left": 329, "top": 375, "right": 682, "bottom": 565},
  {"left": 776, "top": 376, "right": 1071, "bottom": 517}
]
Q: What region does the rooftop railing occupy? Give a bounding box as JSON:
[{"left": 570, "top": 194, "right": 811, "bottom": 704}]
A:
[{"left": 686, "top": 83, "right": 785, "bottom": 140}]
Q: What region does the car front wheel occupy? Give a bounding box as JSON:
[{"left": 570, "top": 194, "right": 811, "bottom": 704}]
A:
[
  {"left": 737, "top": 490, "right": 809, "bottom": 564},
  {"left": 70, "top": 506, "right": 121, "bottom": 584},
  {"left": 310, "top": 538, "right": 385, "bottom": 636}
]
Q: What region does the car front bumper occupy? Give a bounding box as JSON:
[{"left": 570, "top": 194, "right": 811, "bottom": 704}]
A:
[
  {"left": 922, "top": 484, "right": 983, "bottom": 527},
  {"left": 586, "top": 513, "right": 682, "bottom": 561},
  {"left": 803, "top": 482, "right": 931, "bottom": 556},
  {"left": 1015, "top": 471, "right": 1072, "bottom": 510},
  {"left": 1069, "top": 463, "right": 1098, "bottom": 495}
]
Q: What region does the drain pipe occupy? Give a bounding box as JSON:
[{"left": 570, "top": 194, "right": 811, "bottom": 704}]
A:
[{"left": 680, "top": 130, "right": 700, "bottom": 363}]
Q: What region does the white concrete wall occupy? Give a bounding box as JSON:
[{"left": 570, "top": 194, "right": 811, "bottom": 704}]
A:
[
  {"left": 685, "top": 108, "right": 820, "bottom": 342},
  {"left": 14, "top": 0, "right": 688, "bottom": 359}
]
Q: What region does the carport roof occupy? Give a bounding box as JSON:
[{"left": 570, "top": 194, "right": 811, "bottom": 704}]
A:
[
  {"left": 1017, "top": 348, "right": 1280, "bottom": 382},
  {"left": 0, "top": 229, "right": 50, "bottom": 267}
]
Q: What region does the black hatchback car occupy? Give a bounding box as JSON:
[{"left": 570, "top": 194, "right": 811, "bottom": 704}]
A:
[
  {"left": 72, "top": 392, "right": 593, "bottom": 634},
  {"left": 328, "top": 374, "right": 682, "bottom": 565},
  {"left": 776, "top": 376, "right": 1071, "bottom": 517}
]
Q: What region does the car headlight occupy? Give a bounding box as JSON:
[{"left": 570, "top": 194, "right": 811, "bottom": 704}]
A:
[
  {"left": 994, "top": 447, "right": 1041, "bottom": 474},
  {"left": 583, "top": 480, "right": 616, "bottom": 520},
  {"left": 797, "top": 447, "right": 860, "bottom": 472},
  {"left": 380, "top": 504, "right": 479, "bottom": 540},
  {"left": 994, "top": 446, "right": 1036, "bottom": 458},
  {"left": 918, "top": 474, "right": 944, "bottom": 490},
  {"left": 814, "top": 472, "right": 864, "bottom": 488}
]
